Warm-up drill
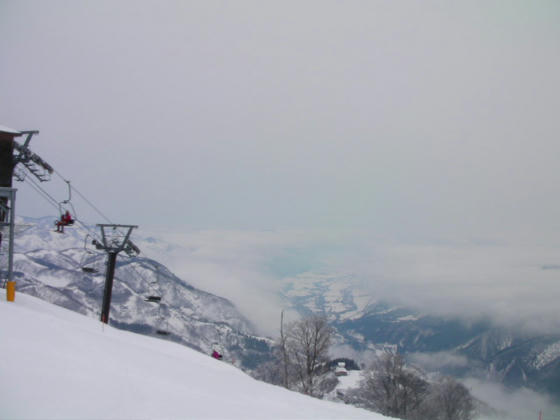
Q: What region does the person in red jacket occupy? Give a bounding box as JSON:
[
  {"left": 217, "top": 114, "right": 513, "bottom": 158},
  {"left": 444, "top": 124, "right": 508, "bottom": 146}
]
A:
[
  {"left": 212, "top": 350, "right": 223, "bottom": 360},
  {"left": 56, "top": 210, "right": 74, "bottom": 233}
]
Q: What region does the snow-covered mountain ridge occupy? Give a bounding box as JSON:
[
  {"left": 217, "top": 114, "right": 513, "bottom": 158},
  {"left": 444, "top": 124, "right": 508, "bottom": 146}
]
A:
[
  {"left": 8, "top": 216, "right": 272, "bottom": 369},
  {"left": 281, "top": 272, "right": 375, "bottom": 322},
  {"left": 6, "top": 217, "right": 560, "bottom": 400},
  {"left": 280, "top": 270, "right": 560, "bottom": 399}
]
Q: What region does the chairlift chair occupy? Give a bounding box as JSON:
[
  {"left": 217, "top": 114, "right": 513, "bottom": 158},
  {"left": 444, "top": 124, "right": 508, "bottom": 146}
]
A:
[
  {"left": 143, "top": 262, "right": 163, "bottom": 307},
  {"left": 54, "top": 210, "right": 74, "bottom": 232},
  {"left": 80, "top": 234, "right": 101, "bottom": 273},
  {"left": 55, "top": 180, "right": 76, "bottom": 230},
  {"left": 156, "top": 315, "right": 170, "bottom": 335},
  {"left": 153, "top": 302, "right": 170, "bottom": 335}
]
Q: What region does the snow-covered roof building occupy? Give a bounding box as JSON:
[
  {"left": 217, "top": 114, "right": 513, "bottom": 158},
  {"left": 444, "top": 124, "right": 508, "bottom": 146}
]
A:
[
  {"left": 0, "top": 125, "right": 21, "bottom": 135},
  {"left": 335, "top": 361, "right": 348, "bottom": 376}
]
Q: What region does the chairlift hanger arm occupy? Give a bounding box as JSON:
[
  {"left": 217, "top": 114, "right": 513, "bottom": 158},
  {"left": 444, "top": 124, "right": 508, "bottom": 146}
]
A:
[{"left": 62, "top": 179, "right": 72, "bottom": 203}]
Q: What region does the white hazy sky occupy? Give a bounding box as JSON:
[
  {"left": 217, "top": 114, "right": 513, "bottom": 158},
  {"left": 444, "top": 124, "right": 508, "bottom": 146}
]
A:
[
  {"left": 2, "top": 1, "right": 560, "bottom": 334},
  {"left": 2, "top": 0, "right": 559, "bottom": 240}
]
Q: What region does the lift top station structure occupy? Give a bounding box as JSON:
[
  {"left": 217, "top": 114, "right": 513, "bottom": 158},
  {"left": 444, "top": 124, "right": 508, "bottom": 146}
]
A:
[
  {"left": 0, "top": 127, "right": 53, "bottom": 187},
  {"left": 0, "top": 126, "right": 53, "bottom": 301}
]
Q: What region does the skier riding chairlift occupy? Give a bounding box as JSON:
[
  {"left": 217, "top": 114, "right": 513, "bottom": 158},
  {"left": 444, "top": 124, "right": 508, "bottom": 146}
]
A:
[{"left": 55, "top": 210, "right": 74, "bottom": 233}]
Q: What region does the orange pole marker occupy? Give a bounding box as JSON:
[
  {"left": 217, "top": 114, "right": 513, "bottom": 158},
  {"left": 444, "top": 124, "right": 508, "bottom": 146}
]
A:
[{"left": 6, "top": 281, "right": 15, "bottom": 302}]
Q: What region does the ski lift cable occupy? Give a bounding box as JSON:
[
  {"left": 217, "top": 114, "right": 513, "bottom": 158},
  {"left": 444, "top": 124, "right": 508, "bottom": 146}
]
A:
[
  {"left": 23, "top": 171, "right": 133, "bottom": 310},
  {"left": 19, "top": 156, "right": 167, "bottom": 326},
  {"left": 24, "top": 177, "right": 57, "bottom": 208},
  {"left": 52, "top": 169, "right": 112, "bottom": 224},
  {"left": 17, "top": 177, "right": 98, "bottom": 316},
  {"left": 25, "top": 170, "right": 81, "bottom": 234},
  {"left": 28, "top": 171, "right": 151, "bottom": 294},
  {"left": 24, "top": 167, "right": 71, "bottom": 213},
  {"left": 52, "top": 169, "right": 144, "bottom": 263},
  {"left": 52, "top": 170, "right": 149, "bottom": 256},
  {"left": 22, "top": 173, "right": 107, "bottom": 298},
  {"left": 23, "top": 175, "right": 96, "bottom": 238},
  {"left": 28, "top": 168, "right": 150, "bottom": 270},
  {"left": 50, "top": 169, "right": 166, "bottom": 303},
  {"left": 22, "top": 167, "right": 73, "bottom": 221},
  {"left": 23, "top": 174, "right": 60, "bottom": 210},
  {"left": 29, "top": 177, "right": 97, "bottom": 238},
  {"left": 123, "top": 257, "right": 162, "bottom": 298},
  {"left": 52, "top": 170, "right": 164, "bottom": 291},
  {"left": 22, "top": 170, "right": 103, "bottom": 243},
  {"left": 49, "top": 170, "right": 134, "bottom": 248}
]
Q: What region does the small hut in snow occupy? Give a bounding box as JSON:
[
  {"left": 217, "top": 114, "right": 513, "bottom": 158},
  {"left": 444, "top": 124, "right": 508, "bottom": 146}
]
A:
[{"left": 334, "top": 361, "right": 348, "bottom": 377}]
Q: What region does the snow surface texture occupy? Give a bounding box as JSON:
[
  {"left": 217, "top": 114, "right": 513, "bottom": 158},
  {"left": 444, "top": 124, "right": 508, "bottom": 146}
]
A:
[
  {"left": 0, "top": 294, "right": 388, "bottom": 420},
  {"left": 325, "top": 370, "right": 364, "bottom": 402}
]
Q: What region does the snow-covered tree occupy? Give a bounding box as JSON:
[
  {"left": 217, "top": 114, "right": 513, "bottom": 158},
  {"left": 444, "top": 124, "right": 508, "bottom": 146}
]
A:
[
  {"left": 419, "top": 376, "right": 475, "bottom": 420},
  {"left": 355, "top": 352, "right": 476, "bottom": 420},
  {"left": 360, "top": 352, "right": 428, "bottom": 418},
  {"left": 253, "top": 313, "right": 333, "bottom": 398},
  {"left": 285, "top": 314, "right": 332, "bottom": 396}
]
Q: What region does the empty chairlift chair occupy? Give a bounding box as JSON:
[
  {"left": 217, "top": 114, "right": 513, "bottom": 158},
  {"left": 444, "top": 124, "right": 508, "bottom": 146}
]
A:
[{"left": 80, "top": 235, "right": 101, "bottom": 273}]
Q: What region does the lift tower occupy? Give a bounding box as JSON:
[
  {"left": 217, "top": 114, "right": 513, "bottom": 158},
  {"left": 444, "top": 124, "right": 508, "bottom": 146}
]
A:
[{"left": 94, "top": 224, "right": 138, "bottom": 324}]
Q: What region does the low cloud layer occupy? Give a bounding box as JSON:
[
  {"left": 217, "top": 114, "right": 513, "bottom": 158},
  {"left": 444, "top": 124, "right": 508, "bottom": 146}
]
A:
[
  {"left": 464, "top": 378, "right": 558, "bottom": 420},
  {"left": 140, "top": 228, "right": 329, "bottom": 334},
  {"left": 408, "top": 351, "right": 469, "bottom": 372},
  {"left": 348, "top": 240, "right": 560, "bottom": 333},
  {"left": 138, "top": 227, "right": 560, "bottom": 336}
]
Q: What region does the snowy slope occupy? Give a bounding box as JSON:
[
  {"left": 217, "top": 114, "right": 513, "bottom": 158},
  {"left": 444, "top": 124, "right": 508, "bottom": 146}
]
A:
[
  {"left": 8, "top": 217, "right": 272, "bottom": 369},
  {"left": 0, "top": 294, "right": 388, "bottom": 419}
]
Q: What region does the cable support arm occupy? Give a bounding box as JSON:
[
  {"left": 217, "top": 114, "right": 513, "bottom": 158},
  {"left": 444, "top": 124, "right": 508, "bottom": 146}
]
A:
[{"left": 13, "top": 132, "right": 54, "bottom": 181}]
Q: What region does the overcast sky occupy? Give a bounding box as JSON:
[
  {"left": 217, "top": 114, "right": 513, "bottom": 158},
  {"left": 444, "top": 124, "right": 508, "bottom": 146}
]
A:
[
  {"left": 2, "top": 1, "right": 560, "bottom": 333},
  {"left": 2, "top": 0, "right": 559, "bottom": 239}
]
